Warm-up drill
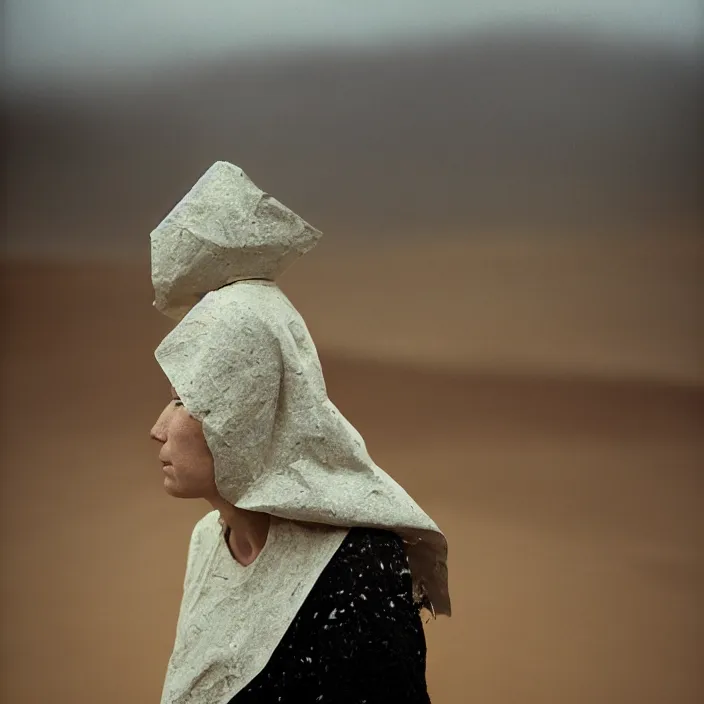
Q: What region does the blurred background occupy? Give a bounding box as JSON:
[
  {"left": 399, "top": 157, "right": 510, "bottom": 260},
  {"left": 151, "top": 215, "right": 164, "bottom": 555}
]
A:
[{"left": 2, "top": 1, "right": 703, "bottom": 702}]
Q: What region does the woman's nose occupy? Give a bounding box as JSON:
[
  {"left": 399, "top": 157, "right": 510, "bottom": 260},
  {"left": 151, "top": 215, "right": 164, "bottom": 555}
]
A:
[{"left": 150, "top": 406, "right": 170, "bottom": 443}]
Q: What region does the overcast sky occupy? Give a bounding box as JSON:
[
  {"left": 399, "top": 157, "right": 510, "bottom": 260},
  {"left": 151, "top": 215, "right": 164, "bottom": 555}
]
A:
[{"left": 5, "top": 0, "right": 703, "bottom": 86}]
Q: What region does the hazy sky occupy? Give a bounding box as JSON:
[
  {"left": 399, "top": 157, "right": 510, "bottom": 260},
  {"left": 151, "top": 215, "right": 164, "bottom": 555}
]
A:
[{"left": 5, "top": 0, "right": 703, "bottom": 85}]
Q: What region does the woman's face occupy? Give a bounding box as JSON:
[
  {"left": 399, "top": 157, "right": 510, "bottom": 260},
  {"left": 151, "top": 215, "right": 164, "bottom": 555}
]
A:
[{"left": 150, "top": 387, "right": 217, "bottom": 499}]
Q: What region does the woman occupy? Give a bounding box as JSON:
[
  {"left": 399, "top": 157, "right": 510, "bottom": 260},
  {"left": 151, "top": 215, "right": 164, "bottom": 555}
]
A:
[{"left": 149, "top": 161, "right": 450, "bottom": 704}]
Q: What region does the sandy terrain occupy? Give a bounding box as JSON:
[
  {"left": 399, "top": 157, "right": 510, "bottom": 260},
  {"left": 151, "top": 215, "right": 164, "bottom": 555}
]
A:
[{"left": 1, "top": 241, "right": 702, "bottom": 703}]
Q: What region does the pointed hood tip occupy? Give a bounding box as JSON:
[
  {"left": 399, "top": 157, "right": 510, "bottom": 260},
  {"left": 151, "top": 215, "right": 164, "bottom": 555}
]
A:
[{"left": 150, "top": 160, "right": 322, "bottom": 319}]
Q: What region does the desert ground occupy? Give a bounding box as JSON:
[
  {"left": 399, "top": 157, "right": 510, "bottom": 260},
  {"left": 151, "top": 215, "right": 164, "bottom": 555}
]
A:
[{"left": 1, "top": 236, "right": 702, "bottom": 703}]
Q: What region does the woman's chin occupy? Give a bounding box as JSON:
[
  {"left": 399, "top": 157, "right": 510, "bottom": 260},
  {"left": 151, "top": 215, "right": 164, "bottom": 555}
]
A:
[{"left": 163, "top": 476, "right": 192, "bottom": 498}]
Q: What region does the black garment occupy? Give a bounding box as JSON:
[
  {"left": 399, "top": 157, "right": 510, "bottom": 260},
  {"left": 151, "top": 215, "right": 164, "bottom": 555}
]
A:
[{"left": 230, "top": 528, "right": 431, "bottom": 704}]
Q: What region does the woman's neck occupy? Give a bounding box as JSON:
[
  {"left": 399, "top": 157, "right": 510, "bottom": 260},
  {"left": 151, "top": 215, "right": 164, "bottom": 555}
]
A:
[{"left": 208, "top": 495, "right": 270, "bottom": 567}]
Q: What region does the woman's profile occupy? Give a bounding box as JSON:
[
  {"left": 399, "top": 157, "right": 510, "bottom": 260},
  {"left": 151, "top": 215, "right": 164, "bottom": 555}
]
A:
[{"left": 149, "top": 161, "right": 450, "bottom": 703}]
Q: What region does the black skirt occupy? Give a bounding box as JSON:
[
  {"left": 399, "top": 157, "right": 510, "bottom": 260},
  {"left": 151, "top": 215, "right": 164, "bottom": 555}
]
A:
[{"left": 230, "top": 527, "right": 432, "bottom": 703}]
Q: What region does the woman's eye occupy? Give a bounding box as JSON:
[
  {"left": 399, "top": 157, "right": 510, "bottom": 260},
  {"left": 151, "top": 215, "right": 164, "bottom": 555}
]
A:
[{"left": 173, "top": 399, "right": 184, "bottom": 407}]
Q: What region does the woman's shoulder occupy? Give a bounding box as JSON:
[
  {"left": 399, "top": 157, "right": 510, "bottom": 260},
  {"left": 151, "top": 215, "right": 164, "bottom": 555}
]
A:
[
  {"left": 187, "top": 510, "right": 222, "bottom": 550},
  {"left": 194, "top": 509, "right": 222, "bottom": 536}
]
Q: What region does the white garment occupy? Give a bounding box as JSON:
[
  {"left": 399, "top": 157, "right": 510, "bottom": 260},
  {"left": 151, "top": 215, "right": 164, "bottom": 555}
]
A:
[
  {"left": 152, "top": 161, "right": 450, "bottom": 702},
  {"left": 161, "top": 512, "right": 348, "bottom": 703}
]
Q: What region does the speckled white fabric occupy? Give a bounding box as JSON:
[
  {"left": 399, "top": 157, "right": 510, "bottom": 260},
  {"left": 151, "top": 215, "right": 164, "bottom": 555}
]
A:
[
  {"left": 151, "top": 161, "right": 450, "bottom": 704},
  {"left": 161, "top": 512, "right": 348, "bottom": 704}
]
